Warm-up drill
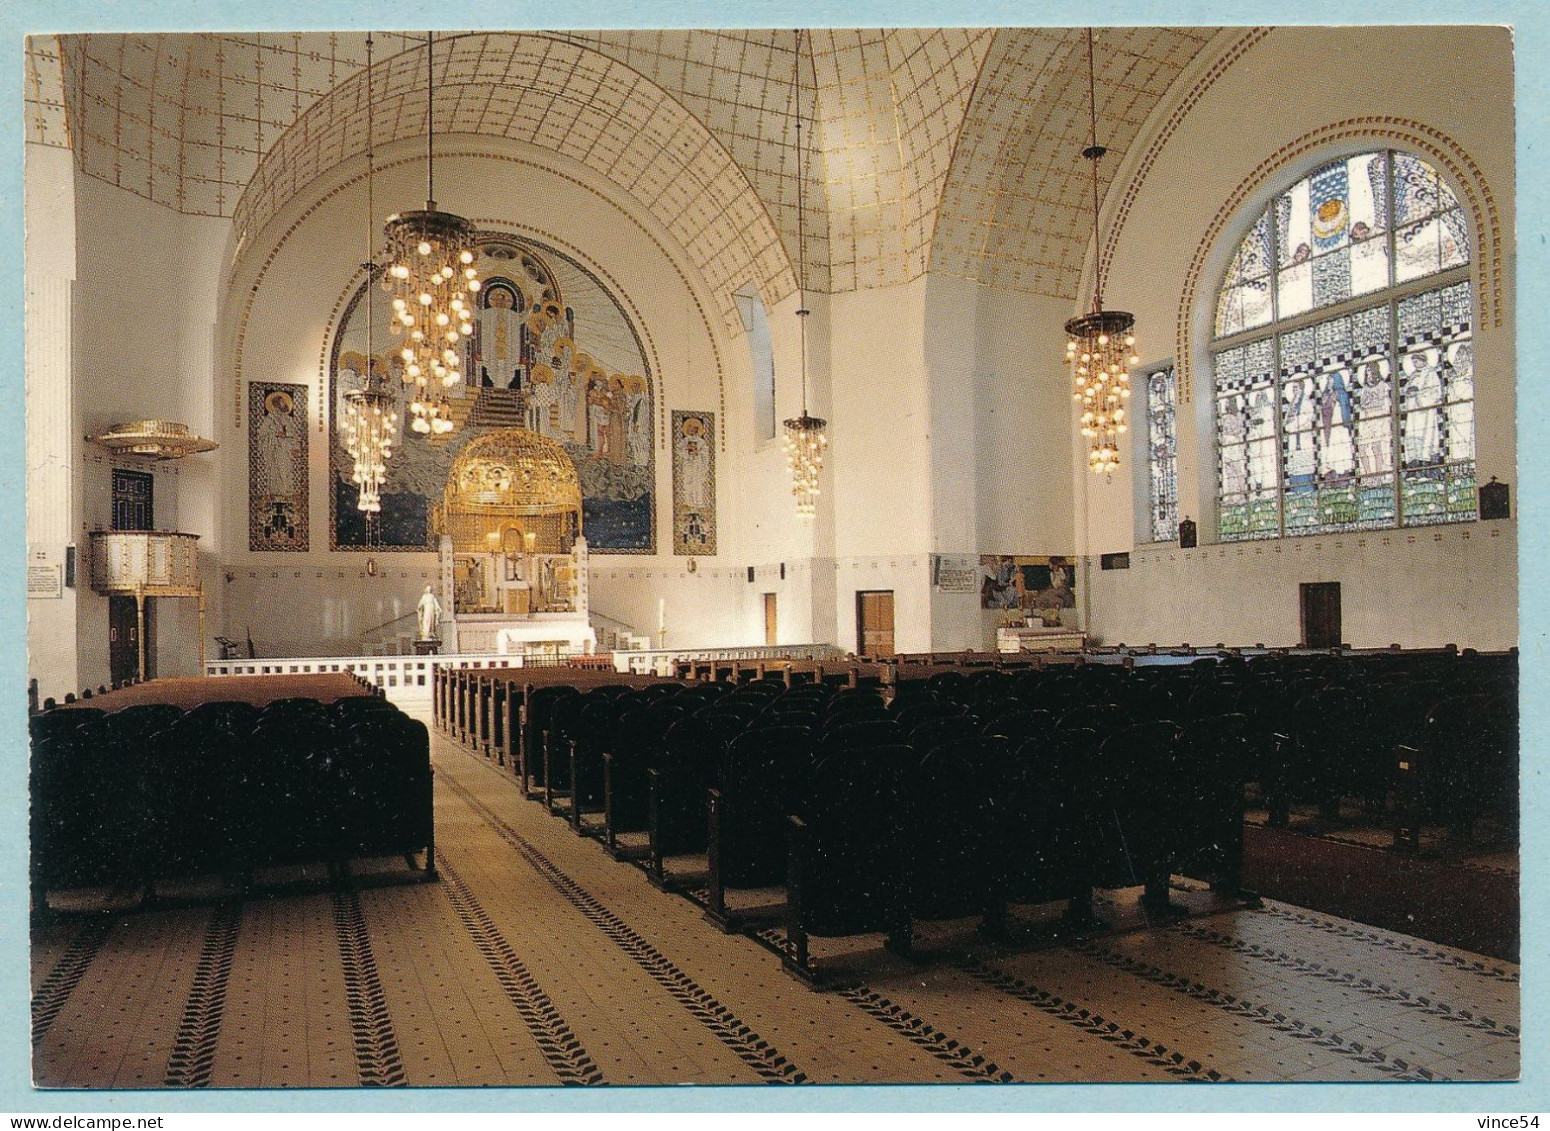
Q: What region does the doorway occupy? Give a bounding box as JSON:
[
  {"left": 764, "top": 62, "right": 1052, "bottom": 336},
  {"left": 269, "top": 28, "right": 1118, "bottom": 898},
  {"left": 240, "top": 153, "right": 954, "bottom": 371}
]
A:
[
  {"left": 763, "top": 593, "right": 778, "bottom": 646},
  {"left": 109, "top": 595, "right": 155, "bottom": 685},
  {"left": 1300, "top": 582, "right": 1342, "bottom": 649},
  {"left": 856, "top": 590, "right": 895, "bottom": 658}
]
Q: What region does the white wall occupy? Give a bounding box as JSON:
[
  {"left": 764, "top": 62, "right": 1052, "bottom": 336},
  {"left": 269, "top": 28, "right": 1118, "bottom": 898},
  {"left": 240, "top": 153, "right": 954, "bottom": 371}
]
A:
[
  {"left": 1079, "top": 25, "right": 1516, "bottom": 650},
  {"left": 823, "top": 281, "right": 935, "bottom": 653},
  {"left": 971, "top": 285, "right": 1080, "bottom": 555},
  {"left": 706, "top": 278, "right": 944, "bottom": 656},
  {"left": 589, "top": 563, "right": 745, "bottom": 651},
  {"left": 1088, "top": 519, "right": 1515, "bottom": 651},
  {"left": 26, "top": 157, "right": 231, "bottom": 699},
  {"left": 64, "top": 174, "right": 231, "bottom": 691},
  {"left": 25, "top": 144, "right": 79, "bottom": 699},
  {"left": 722, "top": 287, "right": 836, "bottom": 648}
]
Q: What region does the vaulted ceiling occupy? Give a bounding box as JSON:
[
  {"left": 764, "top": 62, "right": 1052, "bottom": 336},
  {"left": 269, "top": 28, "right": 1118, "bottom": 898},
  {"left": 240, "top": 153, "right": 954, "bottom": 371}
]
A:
[{"left": 27, "top": 27, "right": 1231, "bottom": 330}]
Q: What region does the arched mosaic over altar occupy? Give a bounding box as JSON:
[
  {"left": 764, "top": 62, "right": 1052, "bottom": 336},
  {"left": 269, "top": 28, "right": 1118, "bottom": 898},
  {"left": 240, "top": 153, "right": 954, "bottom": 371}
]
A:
[{"left": 327, "top": 233, "right": 656, "bottom": 553}]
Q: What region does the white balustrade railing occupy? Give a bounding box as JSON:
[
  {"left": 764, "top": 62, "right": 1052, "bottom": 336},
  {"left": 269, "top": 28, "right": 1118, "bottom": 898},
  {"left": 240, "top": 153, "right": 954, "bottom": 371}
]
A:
[
  {"left": 204, "top": 653, "right": 525, "bottom": 706},
  {"left": 204, "top": 643, "right": 846, "bottom": 703},
  {"left": 612, "top": 644, "right": 847, "bottom": 676}
]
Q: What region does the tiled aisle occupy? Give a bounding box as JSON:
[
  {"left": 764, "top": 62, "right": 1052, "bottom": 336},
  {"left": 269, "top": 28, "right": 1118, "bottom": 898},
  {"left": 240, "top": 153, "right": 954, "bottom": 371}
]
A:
[{"left": 30, "top": 720, "right": 1520, "bottom": 1089}]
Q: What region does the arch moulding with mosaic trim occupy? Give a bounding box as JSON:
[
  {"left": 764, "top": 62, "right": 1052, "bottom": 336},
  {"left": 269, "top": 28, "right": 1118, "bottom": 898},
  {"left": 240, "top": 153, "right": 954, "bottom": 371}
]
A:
[
  {"left": 1174, "top": 118, "right": 1501, "bottom": 405},
  {"left": 1095, "top": 27, "right": 1274, "bottom": 299},
  {"left": 231, "top": 148, "right": 728, "bottom": 449}
]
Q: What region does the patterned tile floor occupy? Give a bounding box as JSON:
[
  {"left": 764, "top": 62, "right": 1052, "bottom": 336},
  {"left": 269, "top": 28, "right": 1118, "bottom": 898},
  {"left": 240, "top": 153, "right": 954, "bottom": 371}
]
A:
[{"left": 30, "top": 715, "right": 1520, "bottom": 1089}]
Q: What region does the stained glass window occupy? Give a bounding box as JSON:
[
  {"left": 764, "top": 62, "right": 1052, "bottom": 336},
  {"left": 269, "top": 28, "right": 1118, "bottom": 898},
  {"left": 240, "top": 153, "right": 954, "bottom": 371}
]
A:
[
  {"left": 1214, "top": 339, "right": 1279, "bottom": 540},
  {"left": 1211, "top": 151, "right": 1475, "bottom": 541},
  {"left": 1397, "top": 282, "right": 1476, "bottom": 525},
  {"left": 1145, "top": 365, "right": 1178, "bottom": 543}
]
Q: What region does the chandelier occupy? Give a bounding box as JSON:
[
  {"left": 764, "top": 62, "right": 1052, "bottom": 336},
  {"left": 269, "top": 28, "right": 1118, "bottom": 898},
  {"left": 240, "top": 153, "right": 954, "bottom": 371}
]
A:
[
  {"left": 343, "top": 33, "right": 399, "bottom": 516},
  {"left": 408, "top": 388, "right": 455, "bottom": 435},
  {"left": 381, "top": 30, "right": 479, "bottom": 436},
  {"left": 782, "top": 29, "right": 827, "bottom": 517},
  {"left": 342, "top": 362, "right": 398, "bottom": 513},
  {"left": 1064, "top": 28, "right": 1137, "bottom": 475}
]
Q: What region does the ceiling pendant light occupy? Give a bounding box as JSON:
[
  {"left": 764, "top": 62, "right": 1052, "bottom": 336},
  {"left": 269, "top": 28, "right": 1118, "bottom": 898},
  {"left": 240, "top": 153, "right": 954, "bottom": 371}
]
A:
[
  {"left": 1064, "top": 27, "right": 1137, "bottom": 475},
  {"left": 781, "top": 28, "right": 827, "bottom": 518},
  {"left": 342, "top": 33, "right": 399, "bottom": 518},
  {"left": 381, "top": 30, "right": 479, "bottom": 436}
]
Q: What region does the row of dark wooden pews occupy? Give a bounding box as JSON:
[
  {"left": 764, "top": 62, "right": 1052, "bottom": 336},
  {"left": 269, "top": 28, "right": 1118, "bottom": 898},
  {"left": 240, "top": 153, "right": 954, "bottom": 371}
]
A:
[
  {"left": 30, "top": 682, "right": 434, "bottom": 913},
  {"left": 435, "top": 649, "right": 1515, "bottom": 986}
]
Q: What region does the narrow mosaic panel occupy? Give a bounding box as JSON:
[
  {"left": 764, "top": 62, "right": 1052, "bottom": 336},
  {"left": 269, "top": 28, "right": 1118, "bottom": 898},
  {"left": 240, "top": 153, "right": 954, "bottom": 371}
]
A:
[
  {"left": 248, "top": 382, "right": 309, "bottom": 551},
  {"left": 671, "top": 410, "right": 717, "bottom": 556}
]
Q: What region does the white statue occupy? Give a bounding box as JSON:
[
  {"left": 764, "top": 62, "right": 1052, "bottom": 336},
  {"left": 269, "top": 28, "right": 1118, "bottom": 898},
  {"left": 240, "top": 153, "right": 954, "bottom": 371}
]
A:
[{"left": 417, "top": 584, "right": 442, "bottom": 640}]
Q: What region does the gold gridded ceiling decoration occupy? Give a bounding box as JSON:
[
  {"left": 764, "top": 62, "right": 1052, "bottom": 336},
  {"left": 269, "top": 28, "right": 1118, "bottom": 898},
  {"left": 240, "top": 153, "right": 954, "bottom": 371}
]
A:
[{"left": 38, "top": 29, "right": 1218, "bottom": 322}]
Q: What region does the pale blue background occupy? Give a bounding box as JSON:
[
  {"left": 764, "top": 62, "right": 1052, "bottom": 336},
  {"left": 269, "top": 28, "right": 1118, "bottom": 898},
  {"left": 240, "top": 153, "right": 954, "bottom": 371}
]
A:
[{"left": 1, "top": 0, "right": 1541, "bottom": 1113}]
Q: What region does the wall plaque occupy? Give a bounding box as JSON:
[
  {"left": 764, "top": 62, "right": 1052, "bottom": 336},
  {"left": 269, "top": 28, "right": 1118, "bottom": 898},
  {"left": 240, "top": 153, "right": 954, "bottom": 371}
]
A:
[
  {"left": 27, "top": 564, "right": 63, "bottom": 599},
  {"left": 932, "top": 554, "right": 979, "bottom": 593}
]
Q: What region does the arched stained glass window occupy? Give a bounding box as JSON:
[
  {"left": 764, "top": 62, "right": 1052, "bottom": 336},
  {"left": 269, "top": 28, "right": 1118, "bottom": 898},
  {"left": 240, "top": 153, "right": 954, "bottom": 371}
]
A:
[{"left": 1212, "top": 151, "right": 1475, "bottom": 541}]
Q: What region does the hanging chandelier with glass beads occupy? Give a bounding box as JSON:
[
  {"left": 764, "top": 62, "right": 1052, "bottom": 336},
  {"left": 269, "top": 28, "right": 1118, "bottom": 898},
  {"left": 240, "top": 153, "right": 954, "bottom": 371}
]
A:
[
  {"left": 783, "top": 403, "right": 827, "bottom": 517},
  {"left": 381, "top": 30, "right": 479, "bottom": 436},
  {"left": 342, "top": 358, "right": 399, "bottom": 514},
  {"left": 1065, "top": 308, "right": 1137, "bottom": 474},
  {"left": 781, "top": 29, "right": 827, "bottom": 517},
  {"left": 1063, "top": 28, "right": 1138, "bottom": 475},
  {"left": 342, "top": 33, "right": 400, "bottom": 516}
]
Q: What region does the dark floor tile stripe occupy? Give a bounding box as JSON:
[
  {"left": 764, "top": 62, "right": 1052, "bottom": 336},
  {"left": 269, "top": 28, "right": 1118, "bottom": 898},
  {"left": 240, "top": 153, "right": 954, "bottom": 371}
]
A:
[
  {"left": 31, "top": 918, "right": 112, "bottom": 1044},
  {"left": 836, "top": 986, "right": 1013, "bottom": 1083},
  {"left": 1171, "top": 921, "right": 1519, "bottom": 1039},
  {"left": 332, "top": 890, "right": 407, "bottom": 1087},
  {"left": 435, "top": 853, "right": 605, "bottom": 1086},
  {"left": 440, "top": 770, "right": 806, "bottom": 1084},
  {"left": 1070, "top": 940, "right": 1445, "bottom": 1082},
  {"left": 957, "top": 959, "right": 1229, "bottom": 1082},
  {"left": 162, "top": 903, "right": 241, "bottom": 1087},
  {"left": 1253, "top": 904, "right": 1519, "bottom": 984}
]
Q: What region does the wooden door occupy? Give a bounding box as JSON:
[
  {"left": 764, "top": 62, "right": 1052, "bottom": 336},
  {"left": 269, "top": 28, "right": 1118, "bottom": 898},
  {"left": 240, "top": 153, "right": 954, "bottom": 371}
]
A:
[
  {"left": 1300, "top": 582, "right": 1342, "bottom": 649},
  {"left": 109, "top": 596, "right": 139, "bottom": 684},
  {"left": 108, "top": 595, "right": 157, "bottom": 683},
  {"left": 856, "top": 590, "right": 895, "bottom": 658},
  {"left": 763, "top": 593, "right": 778, "bottom": 646}
]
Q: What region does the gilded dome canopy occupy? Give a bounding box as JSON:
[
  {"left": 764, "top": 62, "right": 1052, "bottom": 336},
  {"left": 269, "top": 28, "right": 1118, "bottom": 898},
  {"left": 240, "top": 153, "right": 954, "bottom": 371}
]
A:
[{"left": 443, "top": 429, "right": 583, "bottom": 516}]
